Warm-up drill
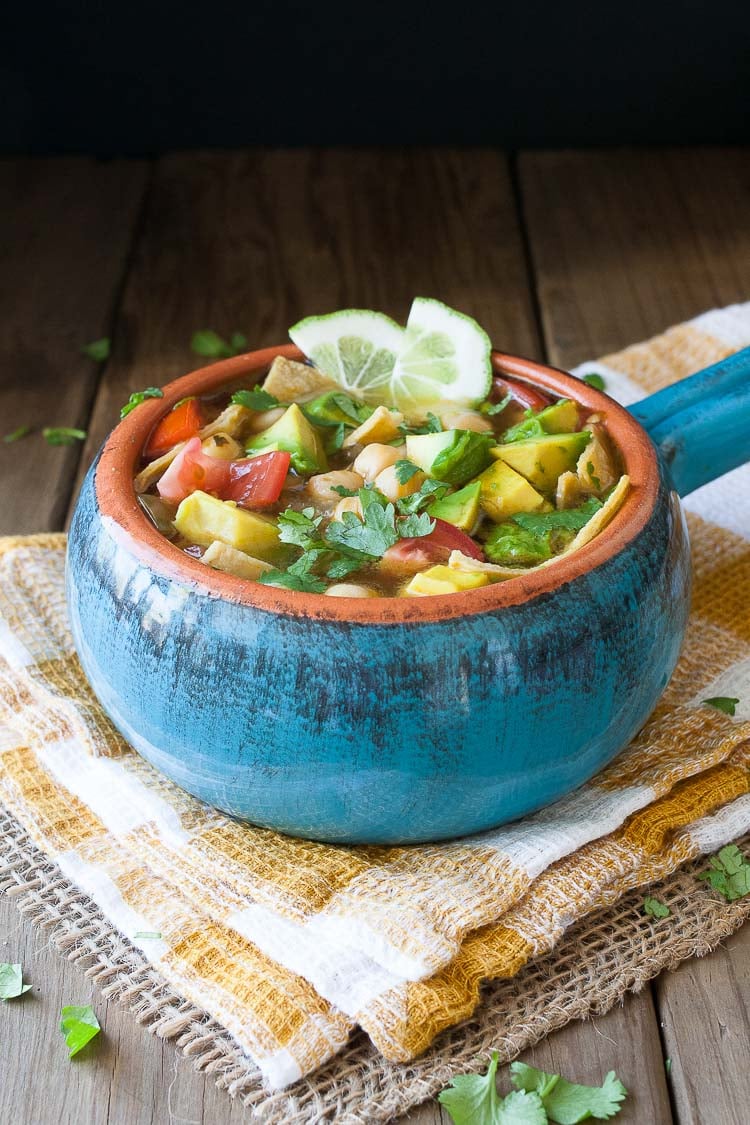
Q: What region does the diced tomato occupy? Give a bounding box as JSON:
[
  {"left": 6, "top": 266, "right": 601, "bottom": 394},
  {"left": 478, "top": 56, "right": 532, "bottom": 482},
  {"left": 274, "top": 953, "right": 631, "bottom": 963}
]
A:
[
  {"left": 491, "top": 375, "right": 551, "bottom": 413},
  {"left": 224, "top": 452, "right": 291, "bottom": 509},
  {"left": 429, "top": 518, "right": 484, "bottom": 559},
  {"left": 381, "top": 518, "right": 484, "bottom": 577},
  {"left": 145, "top": 397, "right": 205, "bottom": 459},
  {"left": 157, "top": 436, "right": 230, "bottom": 504}
]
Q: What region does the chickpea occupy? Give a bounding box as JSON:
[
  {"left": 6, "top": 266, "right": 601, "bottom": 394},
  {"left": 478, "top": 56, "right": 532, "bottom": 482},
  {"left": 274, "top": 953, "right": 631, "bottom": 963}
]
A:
[
  {"left": 306, "top": 470, "right": 364, "bottom": 505},
  {"left": 332, "top": 495, "right": 364, "bottom": 521},
  {"left": 245, "top": 406, "right": 286, "bottom": 434},
  {"left": 325, "top": 583, "right": 380, "bottom": 598},
  {"left": 438, "top": 408, "right": 493, "bottom": 433},
  {"left": 201, "top": 433, "right": 244, "bottom": 460},
  {"left": 374, "top": 464, "right": 427, "bottom": 502},
  {"left": 353, "top": 443, "right": 405, "bottom": 483}
]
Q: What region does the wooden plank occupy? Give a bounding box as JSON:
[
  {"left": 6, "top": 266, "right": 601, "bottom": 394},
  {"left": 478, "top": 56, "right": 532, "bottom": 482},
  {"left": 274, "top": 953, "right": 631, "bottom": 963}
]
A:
[
  {"left": 520, "top": 145, "right": 750, "bottom": 1125},
  {"left": 0, "top": 158, "right": 149, "bottom": 533},
  {"left": 517, "top": 147, "right": 750, "bottom": 369},
  {"left": 70, "top": 146, "right": 540, "bottom": 510},
  {"left": 657, "top": 923, "right": 750, "bottom": 1125}
]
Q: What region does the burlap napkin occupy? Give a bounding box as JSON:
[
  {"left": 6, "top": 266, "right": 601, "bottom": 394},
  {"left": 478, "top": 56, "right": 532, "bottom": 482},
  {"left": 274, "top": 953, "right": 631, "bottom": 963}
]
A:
[{"left": 0, "top": 304, "right": 748, "bottom": 1094}]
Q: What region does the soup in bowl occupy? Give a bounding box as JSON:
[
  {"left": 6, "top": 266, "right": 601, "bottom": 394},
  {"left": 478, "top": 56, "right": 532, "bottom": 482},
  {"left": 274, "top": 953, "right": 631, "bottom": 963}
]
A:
[{"left": 67, "top": 335, "right": 688, "bottom": 844}]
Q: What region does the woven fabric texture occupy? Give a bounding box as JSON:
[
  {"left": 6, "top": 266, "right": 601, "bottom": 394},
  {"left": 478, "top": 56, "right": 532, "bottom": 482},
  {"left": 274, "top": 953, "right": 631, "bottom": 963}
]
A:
[{"left": 1, "top": 304, "right": 749, "bottom": 1092}]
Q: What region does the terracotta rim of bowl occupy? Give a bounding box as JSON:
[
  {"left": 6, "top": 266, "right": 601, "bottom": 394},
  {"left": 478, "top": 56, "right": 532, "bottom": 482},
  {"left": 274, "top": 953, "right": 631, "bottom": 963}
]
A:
[{"left": 95, "top": 345, "right": 659, "bottom": 625}]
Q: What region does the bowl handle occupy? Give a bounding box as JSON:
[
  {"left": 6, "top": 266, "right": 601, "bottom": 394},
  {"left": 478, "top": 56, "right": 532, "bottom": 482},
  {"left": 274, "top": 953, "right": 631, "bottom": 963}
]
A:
[{"left": 627, "top": 345, "right": 750, "bottom": 495}]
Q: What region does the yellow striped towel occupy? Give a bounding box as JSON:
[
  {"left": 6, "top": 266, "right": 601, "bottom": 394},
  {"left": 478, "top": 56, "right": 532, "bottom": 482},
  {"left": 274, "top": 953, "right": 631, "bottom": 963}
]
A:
[{"left": 0, "top": 304, "right": 749, "bottom": 1088}]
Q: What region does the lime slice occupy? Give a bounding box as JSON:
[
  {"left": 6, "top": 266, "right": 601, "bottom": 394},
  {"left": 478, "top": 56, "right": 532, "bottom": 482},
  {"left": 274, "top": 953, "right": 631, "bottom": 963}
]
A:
[
  {"left": 288, "top": 310, "right": 405, "bottom": 403},
  {"left": 390, "top": 297, "right": 492, "bottom": 410}
]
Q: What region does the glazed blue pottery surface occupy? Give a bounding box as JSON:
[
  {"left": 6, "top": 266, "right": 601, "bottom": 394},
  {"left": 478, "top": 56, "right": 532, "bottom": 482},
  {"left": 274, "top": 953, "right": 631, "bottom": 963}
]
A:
[{"left": 65, "top": 347, "right": 750, "bottom": 844}]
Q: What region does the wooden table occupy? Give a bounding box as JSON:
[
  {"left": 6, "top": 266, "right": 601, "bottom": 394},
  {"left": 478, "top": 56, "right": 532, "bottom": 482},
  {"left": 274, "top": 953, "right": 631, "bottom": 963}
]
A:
[{"left": 1, "top": 147, "right": 749, "bottom": 1125}]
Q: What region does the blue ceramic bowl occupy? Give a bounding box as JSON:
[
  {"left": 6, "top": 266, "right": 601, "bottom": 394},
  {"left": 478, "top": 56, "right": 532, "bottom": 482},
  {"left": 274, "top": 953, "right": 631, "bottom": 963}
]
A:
[{"left": 66, "top": 345, "right": 750, "bottom": 843}]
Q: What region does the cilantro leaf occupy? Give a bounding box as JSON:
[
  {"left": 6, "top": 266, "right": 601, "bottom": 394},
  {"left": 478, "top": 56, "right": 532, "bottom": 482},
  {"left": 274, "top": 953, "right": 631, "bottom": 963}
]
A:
[
  {"left": 81, "top": 338, "right": 110, "bottom": 362},
  {"left": 0, "top": 963, "right": 31, "bottom": 1000},
  {"left": 698, "top": 844, "right": 750, "bottom": 901},
  {"left": 585, "top": 461, "right": 602, "bottom": 491},
  {"left": 481, "top": 393, "right": 513, "bottom": 417},
  {"left": 439, "top": 1054, "right": 547, "bottom": 1125},
  {"left": 59, "top": 1004, "right": 101, "bottom": 1057},
  {"left": 191, "top": 329, "right": 246, "bottom": 359},
  {"left": 325, "top": 422, "right": 346, "bottom": 453},
  {"left": 703, "top": 696, "right": 740, "bottom": 716},
  {"left": 276, "top": 507, "right": 324, "bottom": 550},
  {"left": 496, "top": 1092, "right": 548, "bottom": 1124},
  {"left": 259, "top": 555, "right": 328, "bottom": 593},
  {"left": 325, "top": 490, "right": 398, "bottom": 559},
  {"left": 326, "top": 555, "right": 364, "bottom": 580},
  {"left": 394, "top": 459, "right": 421, "bottom": 485},
  {"left": 120, "top": 386, "right": 164, "bottom": 419},
  {"left": 511, "top": 1062, "right": 627, "bottom": 1123},
  {"left": 42, "top": 427, "right": 87, "bottom": 446},
  {"left": 503, "top": 414, "right": 547, "bottom": 443},
  {"left": 3, "top": 425, "right": 31, "bottom": 443},
  {"left": 583, "top": 373, "right": 606, "bottom": 390},
  {"left": 331, "top": 484, "right": 358, "bottom": 498},
  {"left": 396, "top": 478, "right": 448, "bottom": 515},
  {"left": 399, "top": 512, "right": 435, "bottom": 538},
  {"left": 512, "top": 497, "right": 602, "bottom": 535},
  {"left": 231, "top": 387, "right": 281, "bottom": 411},
  {"left": 643, "top": 896, "right": 670, "bottom": 919},
  {"left": 401, "top": 411, "right": 443, "bottom": 436},
  {"left": 439, "top": 1051, "right": 502, "bottom": 1125}
]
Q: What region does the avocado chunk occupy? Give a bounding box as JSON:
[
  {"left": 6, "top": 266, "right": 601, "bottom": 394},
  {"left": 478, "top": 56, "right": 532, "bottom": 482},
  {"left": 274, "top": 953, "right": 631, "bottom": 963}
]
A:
[
  {"left": 502, "top": 399, "right": 581, "bottom": 443},
  {"left": 245, "top": 403, "right": 328, "bottom": 474},
  {"left": 403, "top": 565, "right": 490, "bottom": 596},
  {"left": 537, "top": 398, "right": 580, "bottom": 434},
  {"left": 484, "top": 523, "right": 554, "bottom": 567},
  {"left": 427, "top": 481, "right": 482, "bottom": 531},
  {"left": 491, "top": 432, "right": 590, "bottom": 490},
  {"left": 477, "top": 460, "right": 548, "bottom": 523},
  {"left": 405, "top": 429, "right": 493, "bottom": 485},
  {"left": 174, "top": 491, "right": 282, "bottom": 561},
  {"left": 302, "top": 391, "right": 372, "bottom": 429}
]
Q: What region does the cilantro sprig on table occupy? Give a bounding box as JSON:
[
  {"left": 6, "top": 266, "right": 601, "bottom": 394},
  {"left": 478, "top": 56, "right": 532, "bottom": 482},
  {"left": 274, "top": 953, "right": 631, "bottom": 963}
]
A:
[
  {"left": 59, "top": 1004, "right": 101, "bottom": 1057},
  {"left": 191, "top": 329, "right": 248, "bottom": 359},
  {"left": 702, "top": 696, "right": 740, "bottom": 716},
  {"left": 81, "top": 337, "right": 110, "bottom": 362},
  {"left": 698, "top": 844, "right": 750, "bottom": 901},
  {"left": 0, "top": 962, "right": 31, "bottom": 1000},
  {"left": 439, "top": 1053, "right": 627, "bottom": 1124},
  {"left": 643, "top": 896, "right": 670, "bottom": 919}
]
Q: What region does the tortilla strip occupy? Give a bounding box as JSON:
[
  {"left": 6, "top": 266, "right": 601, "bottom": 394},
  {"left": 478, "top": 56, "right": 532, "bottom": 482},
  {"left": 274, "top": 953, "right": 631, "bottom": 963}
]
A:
[
  {"left": 263, "top": 355, "right": 336, "bottom": 401},
  {"left": 564, "top": 474, "right": 631, "bottom": 553},
  {"left": 448, "top": 551, "right": 530, "bottom": 581},
  {"left": 200, "top": 541, "right": 272, "bottom": 580},
  {"left": 343, "top": 405, "right": 403, "bottom": 448}
]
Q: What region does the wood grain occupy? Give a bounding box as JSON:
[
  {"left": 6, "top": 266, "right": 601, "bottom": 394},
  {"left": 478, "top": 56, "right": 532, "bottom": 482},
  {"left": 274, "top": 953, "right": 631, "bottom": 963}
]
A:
[
  {"left": 657, "top": 923, "right": 750, "bottom": 1125},
  {"left": 0, "top": 158, "right": 148, "bottom": 533},
  {"left": 518, "top": 147, "right": 750, "bottom": 368},
  {"left": 69, "top": 147, "right": 539, "bottom": 515}
]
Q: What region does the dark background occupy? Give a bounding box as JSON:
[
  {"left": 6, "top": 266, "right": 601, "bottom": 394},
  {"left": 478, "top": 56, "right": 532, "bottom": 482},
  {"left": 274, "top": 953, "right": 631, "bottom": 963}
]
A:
[{"left": 4, "top": 1, "right": 750, "bottom": 154}]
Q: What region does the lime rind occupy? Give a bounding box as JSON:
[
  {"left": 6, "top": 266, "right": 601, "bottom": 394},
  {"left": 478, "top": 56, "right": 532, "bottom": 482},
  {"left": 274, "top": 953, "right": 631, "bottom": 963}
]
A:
[
  {"left": 391, "top": 297, "right": 493, "bottom": 410},
  {"left": 288, "top": 299, "right": 493, "bottom": 411},
  {"left": 289, "top": 310, "right": 405, "bottom": 402}
]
